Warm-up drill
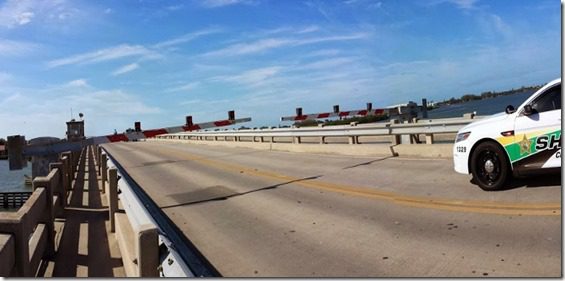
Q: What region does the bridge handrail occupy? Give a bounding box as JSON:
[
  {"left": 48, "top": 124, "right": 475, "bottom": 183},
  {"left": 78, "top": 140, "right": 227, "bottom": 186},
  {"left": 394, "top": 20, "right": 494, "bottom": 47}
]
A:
[
  {"left": 0, "top": 187, "right": 50, "bottom": 276},
  {"left": 0, "top": 147, "right": 79, "bottom": 277}
]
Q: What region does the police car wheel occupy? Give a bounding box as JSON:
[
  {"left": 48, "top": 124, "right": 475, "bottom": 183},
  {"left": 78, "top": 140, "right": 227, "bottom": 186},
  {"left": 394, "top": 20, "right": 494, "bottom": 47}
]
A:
[{"left": 470, "top": 141, "right": 510, "bottom": 191}]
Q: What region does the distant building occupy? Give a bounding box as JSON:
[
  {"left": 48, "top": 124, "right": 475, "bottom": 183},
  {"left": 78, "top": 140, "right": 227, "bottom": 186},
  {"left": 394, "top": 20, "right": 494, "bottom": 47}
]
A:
[{"left": 66, "top": 119, "right": 85, "bottom": 142}]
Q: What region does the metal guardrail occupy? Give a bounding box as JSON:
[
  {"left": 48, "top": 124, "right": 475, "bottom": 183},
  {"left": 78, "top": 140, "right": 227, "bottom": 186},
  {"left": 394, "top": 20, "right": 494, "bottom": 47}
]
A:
[
  {"left": 100, "top": 146, "right": 219, "bottom": 277},
  {"left": 156, "top": 116, "right": 483, "bottom": 145}
]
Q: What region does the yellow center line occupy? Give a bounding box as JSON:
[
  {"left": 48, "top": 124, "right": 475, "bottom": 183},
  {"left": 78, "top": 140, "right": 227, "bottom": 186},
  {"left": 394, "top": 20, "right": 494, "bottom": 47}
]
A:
[{"left": 151, "top": 144, "right": 561, "bottom": 216}]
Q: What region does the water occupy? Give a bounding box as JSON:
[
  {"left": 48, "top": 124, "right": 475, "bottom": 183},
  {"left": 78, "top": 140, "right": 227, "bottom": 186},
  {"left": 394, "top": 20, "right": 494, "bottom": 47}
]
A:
[
  {"left": 427, "top": 90, "right": 535, "bottom": 119},
  {"left": 0, "top": 161, "right": 32, "bottom": 192}
]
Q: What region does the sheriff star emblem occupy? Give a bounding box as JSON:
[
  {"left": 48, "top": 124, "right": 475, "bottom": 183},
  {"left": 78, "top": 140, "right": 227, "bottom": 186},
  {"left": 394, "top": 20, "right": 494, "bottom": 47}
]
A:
[{"left": 519, "top": 134, "right": 531, "bottom": 155}]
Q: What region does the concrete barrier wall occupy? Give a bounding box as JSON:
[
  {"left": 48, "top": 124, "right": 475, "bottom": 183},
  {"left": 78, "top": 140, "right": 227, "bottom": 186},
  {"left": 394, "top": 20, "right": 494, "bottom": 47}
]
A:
[
  {"left": 0, "top": 147, "right": 80, "bottom": 277},
  {"left": 150, "top": 138, "right": 454, "bottom": 159}
]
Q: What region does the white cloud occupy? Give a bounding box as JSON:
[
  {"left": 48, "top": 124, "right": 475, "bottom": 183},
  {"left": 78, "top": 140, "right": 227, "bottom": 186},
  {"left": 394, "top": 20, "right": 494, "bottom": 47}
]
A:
[
  {"left": 0, "top": 39, "right": 38, "bottom": 56},
  {"left": 166, "top": 4, "right": 184, "bottom": 11},
  {"left": 153, "top": 28, "right": 222, "bottom": 48},
  {"left": 47, "top": 44, "right": 160, "bottom": 68},
  {"left": 305, "top": 49, "right": 341, "bottom": 57},
  {"left": 65, "top": 79, "right": 89, "bottom": 87},
  {"left": 0, "top": 72, "right": 12, "bottom": 84},
  {"left": 300, "top": 57, "right": 356, "bottom": 71},
  {"left": 16, "top": 11, "right": 34, "bottom": 25},
  {"left": 430, "top": 0, "right": 479, "bottom": 10},
  {"left": 112, "top": 63, "right": 140, "bottom": 76},
  {"left": 215, "top": 66, "right": 282, "bottom": 87},
  {"left": 203, "top": 33, "right": 368, "bottom": 57},
  {"left": 344, "top": 0, "right": 382, "bottom": 9},
  {"left": 166, "top": 82, "right": 201, "bottom": 92},
  {"left": 0, "top": 0, "right": 76, "bottom": 28},
  {"left": 203, "top": 38, "right": 292, "bottom": 57},
  {"left": 201, "top": 0, "right": 256, "bottom": 8},
  {"left": 295, "top": 25, "right": 320, "bottom": 34}
]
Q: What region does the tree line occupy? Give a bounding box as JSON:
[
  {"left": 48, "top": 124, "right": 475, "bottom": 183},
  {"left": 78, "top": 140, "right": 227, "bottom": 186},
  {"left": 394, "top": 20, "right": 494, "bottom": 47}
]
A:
[{"left": 433, "top": 85, "right": 543, "bottom": 108}]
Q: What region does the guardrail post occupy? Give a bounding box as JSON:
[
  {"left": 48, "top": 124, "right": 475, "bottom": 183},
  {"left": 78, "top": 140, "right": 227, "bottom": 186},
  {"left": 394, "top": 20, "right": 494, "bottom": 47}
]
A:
[
  {"left": 425, "top": 134, "right": 434, "bottom": 144},
  {"left": 136, "top": 225, "right": 159, "bottom": 277},
  {"left": 293, "top": 136, "right": 301, "bottom": 144},
  {"left": 271, "top": 136, "right": 275, "bottom": 143},
  {"left": 101, "top": 154, "right": 107, "bottom": 194},
  {"left": 390, "top": 120, "right": 401, "bottom": 145},
  {"left": 348, "top": 136, "right": 358, "bottom": 145},
  {"left": 108, "top": 168, "right": 118, "bottom": 233},
  {"left": 319, "top": 136, "right": 326, "bottom": 144}
]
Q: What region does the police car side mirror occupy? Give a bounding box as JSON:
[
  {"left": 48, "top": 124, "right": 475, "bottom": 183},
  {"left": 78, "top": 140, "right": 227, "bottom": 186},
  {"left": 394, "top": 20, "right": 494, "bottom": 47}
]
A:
[
  {"left": 523, "top": 104, "right": 534, "bottom": 116},
  {"left": 505, "top": 105, "right": 515, "bottom": 114}
]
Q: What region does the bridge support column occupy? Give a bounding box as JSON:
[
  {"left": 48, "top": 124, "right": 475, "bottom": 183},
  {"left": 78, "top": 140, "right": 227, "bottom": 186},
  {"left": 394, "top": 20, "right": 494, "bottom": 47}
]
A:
[{"left": 108, "top": 168, "right": 118, "bottom": 233}]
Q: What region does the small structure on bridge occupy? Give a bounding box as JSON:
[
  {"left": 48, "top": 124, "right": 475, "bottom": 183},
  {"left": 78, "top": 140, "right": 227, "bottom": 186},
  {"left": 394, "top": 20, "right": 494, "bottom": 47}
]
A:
[{"left": 66, "top": 119, "right": 85, "bottom": 142}]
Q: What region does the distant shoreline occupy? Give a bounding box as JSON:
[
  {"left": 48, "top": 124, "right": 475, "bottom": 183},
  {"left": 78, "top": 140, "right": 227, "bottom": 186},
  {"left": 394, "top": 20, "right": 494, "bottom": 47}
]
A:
[{"left": 430, "top": 85, "right": 541, "bottom": 109}]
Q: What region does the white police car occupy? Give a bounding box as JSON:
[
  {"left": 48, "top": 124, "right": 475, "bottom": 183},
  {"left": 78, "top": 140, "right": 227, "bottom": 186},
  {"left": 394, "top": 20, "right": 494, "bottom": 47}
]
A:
[{"left": 453, "top": 78, "right": 561, "bottom": 190}]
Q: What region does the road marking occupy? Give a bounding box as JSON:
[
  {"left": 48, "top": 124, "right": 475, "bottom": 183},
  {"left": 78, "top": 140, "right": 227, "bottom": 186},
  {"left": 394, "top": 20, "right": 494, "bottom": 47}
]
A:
[{"left": 146, "top": 144, "right": 561, "bottom": 216}]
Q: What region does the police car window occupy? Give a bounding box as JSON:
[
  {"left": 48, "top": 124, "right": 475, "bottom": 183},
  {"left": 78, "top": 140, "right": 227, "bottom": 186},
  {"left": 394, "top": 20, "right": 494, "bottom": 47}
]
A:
[{"left": 531, "top": 85, "right": 561, "bottom": 113}]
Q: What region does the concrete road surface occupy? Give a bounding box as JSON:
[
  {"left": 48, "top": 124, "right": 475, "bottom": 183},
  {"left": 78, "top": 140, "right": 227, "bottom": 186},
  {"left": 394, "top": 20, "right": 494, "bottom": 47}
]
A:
[{"left": 102, "top": 141, "right": 561, "bottom": 277}]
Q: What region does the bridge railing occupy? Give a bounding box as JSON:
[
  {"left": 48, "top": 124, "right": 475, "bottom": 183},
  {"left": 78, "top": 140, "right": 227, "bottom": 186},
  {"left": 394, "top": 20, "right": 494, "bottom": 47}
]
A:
[
  {"left": 155, "top": 115, "right": 481, "bottom": 145},
  {"left": 97, "top": 146, "right": 160, "bottom": 277},
  {"left": 0, "top": 147, "right": 81, "bottom": 277},
  {"left": 0, "top": 192, "right": 33, "bottom": 210}
]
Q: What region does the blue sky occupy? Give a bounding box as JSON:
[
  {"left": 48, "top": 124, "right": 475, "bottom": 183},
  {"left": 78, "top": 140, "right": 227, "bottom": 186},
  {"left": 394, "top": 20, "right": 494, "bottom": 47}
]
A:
[{"left": 0, "top": 0, "right": 560, "bottom": 138}]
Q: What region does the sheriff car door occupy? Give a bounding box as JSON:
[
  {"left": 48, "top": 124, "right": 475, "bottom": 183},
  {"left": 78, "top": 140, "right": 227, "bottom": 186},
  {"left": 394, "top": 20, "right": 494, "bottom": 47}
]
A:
[{"left": 512, "top": 84, "right": 561, "bottom": 174}]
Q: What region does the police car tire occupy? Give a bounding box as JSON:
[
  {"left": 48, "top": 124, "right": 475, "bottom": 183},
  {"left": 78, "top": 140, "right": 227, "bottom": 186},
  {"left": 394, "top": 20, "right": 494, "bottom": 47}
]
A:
[{"left": 470, "top": 141, "right": 510, "bottom": 191}]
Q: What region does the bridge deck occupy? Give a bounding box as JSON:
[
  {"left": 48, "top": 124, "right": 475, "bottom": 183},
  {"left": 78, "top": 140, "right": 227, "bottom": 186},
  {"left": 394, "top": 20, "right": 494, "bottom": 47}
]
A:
[
  {"left": 39, "top": 146, "right": 125, "bottom": 277},
  {"left": 103, "top": 141, "right": 560, "bottom": 277}
]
